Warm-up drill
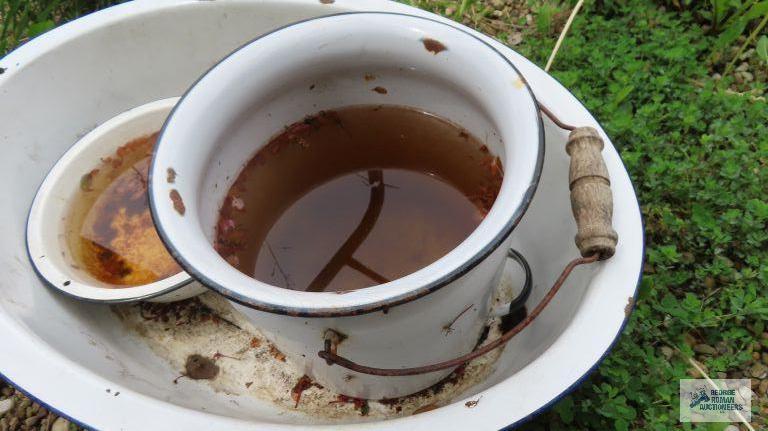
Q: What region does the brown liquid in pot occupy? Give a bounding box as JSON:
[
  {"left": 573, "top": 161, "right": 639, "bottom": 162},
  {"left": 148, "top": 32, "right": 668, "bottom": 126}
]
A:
[{"left": 215, "top": 105, "right": 503, "bottom": 293}]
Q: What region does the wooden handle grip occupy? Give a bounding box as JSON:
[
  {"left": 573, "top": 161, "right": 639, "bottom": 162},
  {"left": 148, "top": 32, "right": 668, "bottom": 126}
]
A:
[{"left": 566, "top": 127, "right": 618, "bottom": 260}]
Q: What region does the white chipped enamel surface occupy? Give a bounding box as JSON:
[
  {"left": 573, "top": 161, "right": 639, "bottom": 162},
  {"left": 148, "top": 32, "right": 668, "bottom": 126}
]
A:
[{"left": 0, "top": 1, "right": 643, "bottom": 430}]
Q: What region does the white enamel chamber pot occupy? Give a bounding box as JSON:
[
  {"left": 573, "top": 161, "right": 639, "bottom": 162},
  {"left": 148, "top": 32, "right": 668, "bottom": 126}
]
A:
[
  {"left": 25, "top": 97, "right": 206, "bottom": 303},
  {"left": 149, "top": 12, "right": 543, "bottom": 399},
  {"left": 0, "top": 1, "right": 644, "bottom": 429}
]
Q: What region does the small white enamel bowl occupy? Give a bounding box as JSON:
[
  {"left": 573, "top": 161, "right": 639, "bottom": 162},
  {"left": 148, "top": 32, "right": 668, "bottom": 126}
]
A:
[
  {"left": 149, "top": 12, "right": 542, "bottom": 398},
  {"left": 26, "top": 97, "right": 206, "bottom": 303}
]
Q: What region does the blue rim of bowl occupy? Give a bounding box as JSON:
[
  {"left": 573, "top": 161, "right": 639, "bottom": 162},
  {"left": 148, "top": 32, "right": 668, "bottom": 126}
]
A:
[{"left": 147, "top": 11, "right": 546, "bottom": 318}]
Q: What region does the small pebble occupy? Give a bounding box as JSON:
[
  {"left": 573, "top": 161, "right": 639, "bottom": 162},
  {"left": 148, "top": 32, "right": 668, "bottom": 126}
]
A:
[
  {"left": 0, "top": 398, "right": 13, "bottom": 417},
  {"left": 739, "top": 48, "right": 754, "bottom": 60},
  {"left": 660, "top": 346, "right": 674, "bottom": 359},
  {"left": 18, "top": 398, "right": 30, "bottom": 411},
  {"left": 492, "top": 10, "right": 503, "bottom": 17},
  {"left": 491, "top": 0, "right": 505, "bottom": 9},
  {"left": 759, "top": 379, "right": 768, "bottom": 396},
  {"left": 24, "top": 413, "right": 44, "bottom": 427},
  {"left": 445, "top": 7, "right": 455, "bottom": 16},
  {"left": 724, "top": 425, "right": 739, "bottom": 431},
  {"left": 507, "top": 32, "right": 523, "bottom": 46},
  {"left": 52, "top": 416, "right": 70, "bottom": 431},
  {"left": 737, "top": 386, "right": 753, "bottom": 401},
  {"left": 694, "top": 344, "right": 717, "bottom": 355},
  {"left": 750, "top": 362, "right": 768, "bottom": 379},
  {"left": 736, "top": 62, "right": 749, "bottom": 72}
]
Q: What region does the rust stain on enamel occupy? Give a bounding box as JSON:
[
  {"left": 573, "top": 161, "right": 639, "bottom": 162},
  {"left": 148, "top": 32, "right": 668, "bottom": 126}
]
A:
[
  {"left": 170, "top": 189, "right": 186, "bottom": 215},
  {"left": 422, "top": 38, "right": 447, "bottom": 54},
  {"left": 167, "top": 167, "right": 177, "bottom": 183},
  {"left": 372, "top": 86, "right": 388, "bottom": 94},
  {"left": 465, "top": 396, "right": 482, "bottom": 408}
]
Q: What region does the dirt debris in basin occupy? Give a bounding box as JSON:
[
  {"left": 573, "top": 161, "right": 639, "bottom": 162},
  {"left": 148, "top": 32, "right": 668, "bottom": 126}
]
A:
[{"left": 112, "top": 292, "right": 507, "bottom": 420}]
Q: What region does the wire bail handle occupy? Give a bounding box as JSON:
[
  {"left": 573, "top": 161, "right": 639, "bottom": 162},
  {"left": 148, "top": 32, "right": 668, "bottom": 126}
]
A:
[{"left": 318, "top": 105, "right": 618, "bottom": 376}]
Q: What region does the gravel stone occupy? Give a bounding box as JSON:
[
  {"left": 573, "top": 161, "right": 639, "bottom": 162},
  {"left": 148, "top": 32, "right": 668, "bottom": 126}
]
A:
[
  {"left": 52, "top": 417, "right": 71, "bottom": 431},
  {"left": 507, "top": 32, "right": 523, "bottom": 46},
  {"left": 24, "top": 413, "right": 44, "bottom": 427},
  {"left": 759, "top": 379, "right": 768, "bottom": 396},
  {"left": 0, "top": 399, "right": 13, "bottom": 417},
  {"left": 694, "top": 343, "right": 717, "bottom": 355},
  {"left": 660, "top": 346, "right": 674, "bottom": 359},
  {"left": 750, "top": 362, "right": 768, "bottom": 379}
]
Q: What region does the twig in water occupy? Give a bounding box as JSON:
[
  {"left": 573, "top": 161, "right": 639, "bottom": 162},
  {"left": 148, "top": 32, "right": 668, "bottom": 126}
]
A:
[{"left": 266, "top": 241, "right": 292, "bottom": 288}]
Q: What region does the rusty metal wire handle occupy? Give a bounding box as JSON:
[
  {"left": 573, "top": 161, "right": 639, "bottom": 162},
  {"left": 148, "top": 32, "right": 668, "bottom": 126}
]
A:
[
  {"left": 317, "top": 105, "right": 616, "bottom": 376},
  {"left": 318, "top": 254, "right": 599, "bottom": 376}
]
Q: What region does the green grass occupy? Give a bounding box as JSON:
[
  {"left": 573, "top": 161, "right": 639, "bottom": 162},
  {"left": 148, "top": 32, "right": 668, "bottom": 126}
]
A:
[
  {"left": 0, "top": 0, "right": 121, "bottom": 54},
  {"left": 2, "top": 1, "right": 767, "bottom": 430},
  {"left": 506, "top": 3, "right": 768, "bottom": 431}
]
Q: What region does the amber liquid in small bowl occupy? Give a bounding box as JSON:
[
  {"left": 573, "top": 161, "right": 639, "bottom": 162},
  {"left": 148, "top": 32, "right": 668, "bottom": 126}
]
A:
[{"left": 65, "top": 133, "right": 181, "bottom": 287}]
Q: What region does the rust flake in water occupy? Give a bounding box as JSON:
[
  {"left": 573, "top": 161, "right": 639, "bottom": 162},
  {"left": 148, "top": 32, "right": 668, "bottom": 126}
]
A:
[{"left": 372, "top": 86, "right": 388, "bottom": 94}]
